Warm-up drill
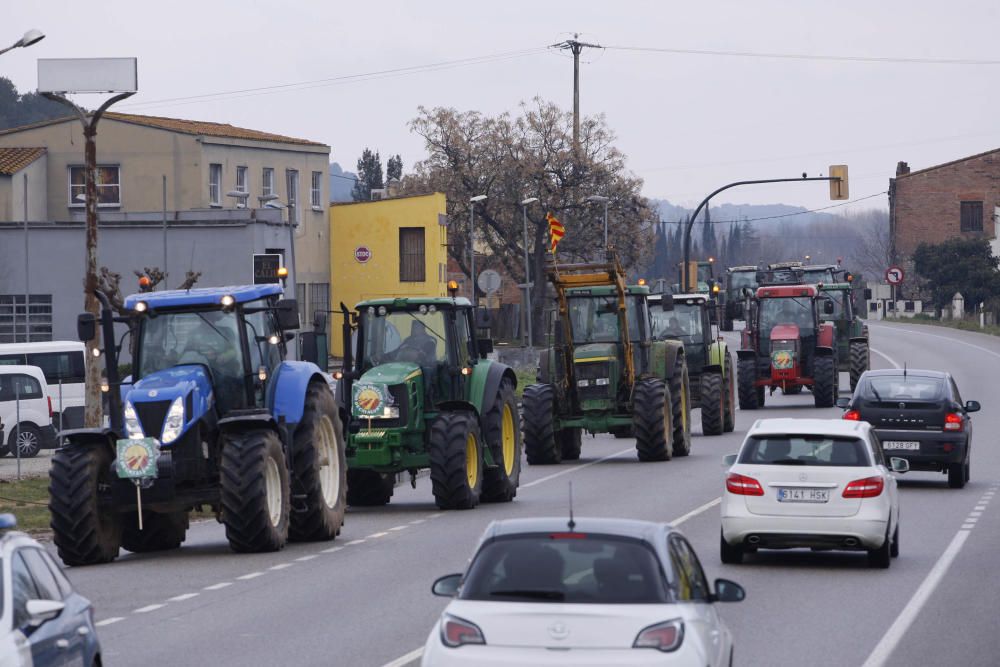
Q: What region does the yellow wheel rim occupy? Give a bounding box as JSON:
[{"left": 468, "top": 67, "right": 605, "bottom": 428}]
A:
[
  {"left": 501, "top": 404, "right": 515, "bottom": 476},
  {"left": 466, "top": 433, "right": 479, "bottom": 488}
]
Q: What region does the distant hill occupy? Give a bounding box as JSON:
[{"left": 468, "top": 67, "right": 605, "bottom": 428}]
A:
[
  {"left": 329, "top": 162, "right": 357, "bottom": 202},
  {"left": 653, "top": 199, "right": 838, "bottom": 227}
]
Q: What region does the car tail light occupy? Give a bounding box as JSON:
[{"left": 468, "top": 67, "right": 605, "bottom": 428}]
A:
[
  {"left": 634, "top": 619, "right": 684, "bottom": 652},
  {"left": 944, "top": 413, "right": 963, "bottom": 432},
  {"left": 843, "top": 476, "right": 884, "bottom": 498},
  {"left": 441, "top": 614, "right": 486, "bottom": 648},
  {"left": 843, "top": 410, "right": 860, "bottom": 421},
  {"left": 726, "top": 472, "right": 764, "bottom": 496}
]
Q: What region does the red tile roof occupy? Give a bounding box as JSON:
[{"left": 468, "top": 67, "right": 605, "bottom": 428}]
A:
[{"left": 0, "top": 147, "right": 45, "bottom": 175}]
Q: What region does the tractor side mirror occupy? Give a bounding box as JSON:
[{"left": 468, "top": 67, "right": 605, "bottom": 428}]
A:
[
  {"left": 863, "top": 288, "right": 872, "bottom": 300},
  {"left": 77, "top": 313, "right": 97, "bottom": 342},
  {"left": 477, "top": 338, "right": 494, "bottom": 357},
  {"left": 313, "top": 310, "right": 327, "bottom": 332},
  {"left": 660, "top": 298, "right": 674, "bottom": 312},
  {"left": 276, "top": 299, "right": 300, "bottom": 330},
  {"left": 475, "top": 307, "right": 492, "bottom": 329},
  {"left": 823, "top": 299, "right": 835, "bottom": 315}
]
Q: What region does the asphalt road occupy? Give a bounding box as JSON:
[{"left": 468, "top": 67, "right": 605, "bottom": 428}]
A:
[{"left": 49, "top": 322, "right": 1000, "bottom": 666}]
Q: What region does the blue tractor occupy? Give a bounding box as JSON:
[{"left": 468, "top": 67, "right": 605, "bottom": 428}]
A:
[{"left": 48, "top": 285, "right": 346, "bottom": 565}]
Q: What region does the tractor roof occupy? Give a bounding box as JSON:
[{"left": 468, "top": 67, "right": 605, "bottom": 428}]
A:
[
  {"left": 124, "top": 284, "right": 282, "bottom": 309},
  {"left": 820, "top": 282, "right": 853, "bottom": 291},
  {"left": 355, "top": 296, "right": 472, "bottom": 309},
  {"left": 757, "top": 284, "right": 818, "bottom": 298},
  {"left": 661, "top": 293, "right": 707, "bottom": 303},
  {"left": 566, "top": 285, "right": 649, "bottom": 297},
  {"left": 728, "top": 265, "right": 758, "bottom": 272}
]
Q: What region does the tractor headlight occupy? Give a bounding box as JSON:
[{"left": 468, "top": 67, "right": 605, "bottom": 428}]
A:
[
  {"left": 380, "top": 406, "right": 400, "bottom": 419},
  {"left": 577, "top": 379, "right": 591, "bottom": 387},
  {"left": 161, "top": 396, "right": 185, "bottom": 444},
  {"left": 124, "top": 401, "right": 144, "bottom": 439},
  {"left": 595, "top": 378, "right": 611, "bottom": 386}
]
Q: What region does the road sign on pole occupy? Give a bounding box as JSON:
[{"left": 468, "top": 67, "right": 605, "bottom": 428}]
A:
[
  {"left": 885, "top": 265, "right": 904, "bottom": 285},
  {"left": 478, "top": 269, "right": 502, "bottom": 294}
]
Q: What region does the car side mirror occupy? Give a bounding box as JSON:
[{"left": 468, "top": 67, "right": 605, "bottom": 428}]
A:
[
  {"left": 432, "top": 573, "right": 463, "bottom": 597},
  {"left": 661, "top": 298, "right": 674, "bottom": 312},
  {"left": 77, "top": 312, "right": 97, "bottom": 342},
  {"left": 965, "top": 400, "right": 981, "bottom": 413},
  {"left": 477, "top": 338, "right": 494, "bottom": 357},
  {"left": 722, "top": 453, "right": 738, "bottom": 467},
  {"left": 836, "top": 396, "right": 850, "bottom": 409},
  {"left": 889, "top": 457, "right": 910, "bottom": 474},
  {"left": 25, "top": 599, "right": 65, "bottom": 625},
  {"left": 276, "top": 299, "right": 300, "bottom": 330},
  {"left": 712, "top": 579, "right": 745, "bottom": 603},
  {"left": 823, "top": 299, "right": 835, "bottom": 315}
]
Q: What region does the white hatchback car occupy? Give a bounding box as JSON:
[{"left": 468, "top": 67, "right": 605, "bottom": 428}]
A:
[
  {"left": 0, "top": 366, "right": 56, "bottom": 458},
  {"left": 423, "top": 517, "right": 744, "bottom": 666},
  {"left": 721, "top": 418, "right": 907, "bottom": 568}
]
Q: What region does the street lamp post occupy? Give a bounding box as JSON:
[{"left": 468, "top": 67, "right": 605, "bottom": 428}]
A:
[
  {"left": 0, "top": 29, "right": 44, "bottom": 57},
  {"left": 468, "top": 194, "right": 487, "bottom": 303},
  {"left": 520, "top": 197, "right": 539, "bottom": 346},
  {"left": 586, "top": 195, "right": 610, "bottom": 246}
]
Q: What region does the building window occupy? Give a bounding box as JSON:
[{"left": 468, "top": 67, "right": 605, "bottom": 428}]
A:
[
  {"left": 209, "top": 164, "right": 222, "bottom": 206},
  {"left": 286, "top": 169, "right": 299, "bottom": 224},
  {"left": 311, "top": 171, "right": 322, "bottom": 209},
  {"left": 309, "top": 283, "right": 330, "bottom": 330},
  {"left": 68, "top": 166, "right": 121, "bottom": 207},
  {"left": 236, "top": 166, "right": 249, "bottom": 198},
  {"left": 399, "top": 228, "right": 426, "bottom": 282},
  {"left": 0, "top": 295, "right": 52, "bottom": 343},
  {"left": 262, "top": 167, "right": 275, "bottom": 197},
  {"left": 960, "top": 201, "right": 983, "bottom": 232}
]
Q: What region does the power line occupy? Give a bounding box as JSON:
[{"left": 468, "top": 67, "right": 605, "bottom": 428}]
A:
[
  {"left": 604, "top": 45, "right": 1000, "bottom": 66},
  {"left": 659, "top": 191, "right": 888, "bottom": 225}
]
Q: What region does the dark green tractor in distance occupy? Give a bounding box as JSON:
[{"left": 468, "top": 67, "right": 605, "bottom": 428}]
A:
[
  {"left": 819, "top": 281, "right": 869, "bottom": 391},
  {"left": 722, "top": 265, "right": 758, "bottom": 332},
  {"left": 526, "top": 252, "right": 691, "bottom": 463},
  {"left": 649, "top": 293, "right": 735, "bottom": 436},
  {"left": 335, "top": 294, "right": 520, "bottom": 510}
]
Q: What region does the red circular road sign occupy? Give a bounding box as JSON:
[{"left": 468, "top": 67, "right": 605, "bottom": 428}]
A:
[
  {"left": 354, "top": 246, "right": 373, "bottom": 263},
  {"left": 885, "top": 265, "right": 905, "bottom": 285}
]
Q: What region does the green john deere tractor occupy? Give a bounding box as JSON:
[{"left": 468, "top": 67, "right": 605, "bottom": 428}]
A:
[
  {"left": 649, "top": 292, "right": 735, "bottom": 436},
  {"left": 525, "top": 252, "right": 691, "bottom": 463},
  {"left": 819, "top": 280, "right": 869, "bottom": 391},
  {"left": 335, "top": 293, "right": 520, "bottom": 510}
]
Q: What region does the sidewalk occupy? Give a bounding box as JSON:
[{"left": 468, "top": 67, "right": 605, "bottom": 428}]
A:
[{"left": 0, "top": 450, "right": 53, "bottom": 480}]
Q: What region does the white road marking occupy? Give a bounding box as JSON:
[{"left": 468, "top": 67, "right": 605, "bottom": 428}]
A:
[
  {"left": 869, "top": 347, "right": 901, "bottom": 369},
  {"left": 409, "top": 519, "right": 426, "bottom": 525},
  {"left": 969, "top": 511, "right": 983, "bottom": 517},
  {"left": 345, "top": 539, "right": 366, "bottom": 546},
  {"left": 204, "top": 582, "right": 232, "bottom": 591},
  {"left": 389, "top": 525, "right": 408, "bottom": 531},
  {"left": 964, "top": 517, "right": 978, "bottom": 523},
  {"left": 95, "top": 617, "right": 124, "bottom": 627},
  {"left": 873, "top": 324, "right": 1000, "bottom": 361},
  {"left": 380, "top": 647, "right": 425, "bottom": 667},
  {"left": 237, "top": 572, "right": 265, "bottom": 580},
  {"left": 428, "top": 513, "right": 444, "bottom": 519},
  {"left": 167, "top": 593, "right": 199, "bottom": 602},
  {"left": 367, "top": 531, "right": 389, "bottom": 539},
  {"left": 521, "top": 447, "right": 635, "bottom": 489},
  {"left": 322, "top": 546, "right": 344, "bottom": 554},
  {"left": 670, "top": 497, "right": 722, "bottom": 526},
  {"left": 974, "top": 506, "right": 987, "bottom": 511},
  {"left": 295, "top": 555, "right": 318, "bottom": 562},
  {"left": 134, "top": 604, "right": 165, "bottom": 614},
  {"left": 269, "top": 563, "right": 293, "bottom": 570},
  {"left": 861, "top": 529, "right": 971, "bottom": 667},
  {"left": 962, "top": 524, "right": 975, "bottom": 530}
]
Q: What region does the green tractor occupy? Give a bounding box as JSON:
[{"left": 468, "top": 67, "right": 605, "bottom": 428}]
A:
[
  {"left": 334, "top": 292, "right": 520, "bottom": 510},
  {"left": 525, "top": 252, "right": 691, "bottom": 463},
  {"left": 649, "top": 292, "right": 735, "bottom": 436},
  {"left": 819, "top": 280, "right": 870, "bottom": 391},
  {"left": 721, "top": 265, "right": 758, "bottom": 332}
]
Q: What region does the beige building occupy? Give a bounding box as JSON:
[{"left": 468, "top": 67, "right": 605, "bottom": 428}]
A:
[{"left": 0, "top": 113, "right": 332, "bottom": 319}]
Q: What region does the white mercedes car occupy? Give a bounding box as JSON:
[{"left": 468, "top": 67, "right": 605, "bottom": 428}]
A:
[
  {"left": 721, "top": 418, "right": 907, "bottom": 568},
  {"left": 422, "top": 517, "right": 744, "bottom": 666}
]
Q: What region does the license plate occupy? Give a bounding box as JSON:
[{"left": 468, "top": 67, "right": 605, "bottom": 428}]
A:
[
  {"left": 777, "top": 488, "right": 829, "bottom": 503},
  {"left": 883, "top": 441, "right": 920, "bottom": 450}
]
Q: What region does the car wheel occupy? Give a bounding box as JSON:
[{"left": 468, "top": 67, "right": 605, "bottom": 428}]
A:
[
  {"left": 867, "top": 528, "right": 891, "bottom": 569},
  {"left": 947, "top": 462, "right": 966, "bottom": 489},
  {"left": 890, "top": 524, "right": 899, "bottom": 558},
  {"left": 720, "top": 532, "right": 744, "bottom": 565},
  {"left": 964, "top": 459, "right": 971, "bottom": 483}
]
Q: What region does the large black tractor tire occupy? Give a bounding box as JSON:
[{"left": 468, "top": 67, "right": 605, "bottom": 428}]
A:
[
  {"left": 121, "top": 512, "right": 189, "bottom": 553},
  {"left": 737, "top": 358, "right": 761, "bottom": 410},
  {"left": 723, "top": 357, "right": 736, "bottom": 433},
  {"left": 9, "top": 424, "right": 42, "bottom": 458},
  {"left": 701, "top": 371, "right": 725, "bottom": 436},
  {"left": 633, "top": 379, "right": 673, "bottom": 462},
  {"left": 558, "top": 428, "right": 583, "bottom": 461},
  {"left": 670, "top": 358, "right": 692, "bottom": 456},
  {"left": 850, "top": 341, "right": 870, "bottom": 392},
  {"left": 347, "top": 469, "right": 395, "bottom": 506},
  {"left": 221, "top": 429, "right": 290, "bottom": 553},
  {"left": 289, "top": 382, "right": 347, "bottom": 542},
  {"left": 49, "top": 445, "right": 122, "bottom": 566},
  {"left": 483, "top": 380, "right": 522, "bottom": 503},
  {"left": 429, "top": 412, "right": 484, "bottom": 510},
  {"left": 523, "top": 383, "right": 561, "bottom": 465},
  {"left": 813, "top": 356, "right": 837, "bottom": 408},
  {"left": 721, "top": 315, "right": 734, "bottom": 332}
]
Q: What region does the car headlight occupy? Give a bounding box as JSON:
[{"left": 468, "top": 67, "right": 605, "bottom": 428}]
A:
[
  {"left": 161, "top": 396, "right": 185, "bottom": 444},
  {"left": 124, "top": 401, "right": 144, "bottom": 439}
]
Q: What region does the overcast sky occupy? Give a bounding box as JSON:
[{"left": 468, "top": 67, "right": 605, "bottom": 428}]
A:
[{"left": 4, "top": 0, "right": 999, "bottom": 215}]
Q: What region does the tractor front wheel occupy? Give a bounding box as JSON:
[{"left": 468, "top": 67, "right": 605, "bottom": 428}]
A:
[
  {"left": 523, "top": 383, "right": 561, "bottom": 465},
  {"left": 483, "top": 380, "right": 522, "bottom": 502},
  {"left": 221, "top": 429, "right": 290, "bottom": 553},
  {"left": 122, "top": 512, "right": 189, "bottom": 553},
  {"left": 633, "top": 379, "right": 673, "bottom": 462},
  {"left": 346, "top": 469, "right": 395, "bottom": 506},
  {"left": 701, "top": 371, "right": 725, "bottom": 436},
  {"left": 558, "top": 428, "right": 583, "bottom": 461},
  {"left": 429, "top": 412, "right": 483, "bottom": 510},
  {"left": 723, "top": 356, "right": 736, "bottom": 433},
  {"left": 670, "top": 357, "right": 692, "bottom": 456},
  {"left": 49, "top": 444, "right": 122, "bottom": 566},
  {"left": 813, "top": 356, "right": 837, "bottom": 408},
  {"left": 737, "top": 359, "right": 761, "bottom": 410},
  {"left": 850, "top": 341, "right": 870, "bottom": 391}
]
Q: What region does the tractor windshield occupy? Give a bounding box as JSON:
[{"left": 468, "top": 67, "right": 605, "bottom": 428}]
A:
[
  {"left": 361, "top": 308, "right": 449, "bottom": 367},
  {"left": 821, "top": 290, "right": 847, "bottom": 320},
  {"left": 651, "top": 302, "right": 702, "bottom": 343},
  {"left": 759, "top": 297, "right": 815, "bottom": 335},
  {"left": 729, "top": 272, "right": 756, "bottom": 290},
  {"left": 566, "top": 296, "right": 641, "bottom": 344},
  {"left": 697, "top": 264, "right": 713, "bottom": 283}
]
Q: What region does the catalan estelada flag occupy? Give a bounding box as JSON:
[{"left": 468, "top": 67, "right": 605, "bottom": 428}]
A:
[{"left": 547, "top": 212, "right": 565, "bottom": 253}]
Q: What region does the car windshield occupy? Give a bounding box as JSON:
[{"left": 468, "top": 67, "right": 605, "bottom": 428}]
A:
[
  {"left": 729, "top": 272, "right": 756, "bottom": 289},
  {"left": 566, "top": 296, "right": 641, "bottom": 344},
  {"left": 759, "top": 297, "right": 814, "bottom": 335},
  {"left": 138, "top": 310, "right": 244, "bottom": 381},
  {"left": 865, "top": 376, "right": 945, "bottom": 401},
  {"left": 740, "top": 436, "right": 871, "bottom": 466},
  {"left": 361, "top": 308, "right": 448, "bottom": 367},
  {"left": 651, "top": 302, "right": 701, "bottom": 342},
  {"left": 461, "top": 533, "right": 670, "bottom": 604}
]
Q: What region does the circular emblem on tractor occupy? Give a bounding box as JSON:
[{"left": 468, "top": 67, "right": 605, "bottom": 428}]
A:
[
  {"left": 353, "top": 383, "right": 389, "bottom": 417},
  {"left": 123, "top": 443, "right": 150, "bottom": 473},
  {"left": 354, "top": 246, "right": 373, "bottom": 263},
  {"left": 771, "top": 350, "right": 794, "bottom": 370}
]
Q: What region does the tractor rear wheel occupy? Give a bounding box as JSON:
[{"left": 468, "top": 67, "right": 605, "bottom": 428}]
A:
[
  {"left": 633, "top": 379, "right": 673, "bottom": 462},
  {"left": 289, "top": 382, "right": 347, "bottom": 542},
  {"left": 483, "top": 380, "right": 522, "bottom": 502},
  {"left": 49, "top": 444, "right": 122, "bottom": 566},
  {"left": 429, "top": 412, "right": 483, "bottom": 510},
  {"left": 670, "top": 357, "right": 692, "bottom": 456},
  {"left": 221, "top": 429, "right": 290, "bottom": 553},
  {"left": 723, "top": 356, "right": 736, "bottom": 433},
  {"left": 813, "top": 356, "right": 837, "bottom": 408},
  {"left": 612, "top": 427, "right": 634, "bottom": 439},
  {"left": 737, "top": 359, "right": 761, "bottom": 410},
  {"left": 701, "top": 371, "right": 725, "bottom": 436},
  {"left": 523, "top": 383, "right": 561, "bottom": 465},
  {"left": 558, "top": 428, "right": 582, "bottom": 461},
  {"left": 721, "top": 314, "right": 734, "bottom": 332},
  {"left": 850, "top": 341, "right": 870, "bottom": 391},
  {"left": 122, "top": 512, "right": 188, "bottom": 553},
  {"left": 346, "top": 469, "right": 395, "bottom": 506}
]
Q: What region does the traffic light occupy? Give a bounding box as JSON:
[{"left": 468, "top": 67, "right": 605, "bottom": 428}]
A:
[{"left": 829, "top": 165, "right": 849, "bottom": 200}]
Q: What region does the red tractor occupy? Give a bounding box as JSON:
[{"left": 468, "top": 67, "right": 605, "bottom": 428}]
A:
[{"left": 737, "top": 276, "right": 838, "bottom": 409}]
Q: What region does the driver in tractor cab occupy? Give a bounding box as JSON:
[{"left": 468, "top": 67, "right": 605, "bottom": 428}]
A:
[{"left": 399, "top": 320, "right": 437, "bottom": 365}]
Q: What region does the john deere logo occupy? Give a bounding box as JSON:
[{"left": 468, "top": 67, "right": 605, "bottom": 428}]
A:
[
  {"left": 116, "top": 438, "right": 160, "bottom": 479},
  {"left": 353, "top": 383, "right": 389, "bottom": 417},
  {"left": 771, "top": 350, "right": 794, "bottom": 370}
]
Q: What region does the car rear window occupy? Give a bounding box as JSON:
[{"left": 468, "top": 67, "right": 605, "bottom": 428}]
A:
[
  {"left": 864, "top": 376, "right": 945, "bottom": 402},
  {"left": 740, "top": 436, "right": 871, "bottom": 466},
  {"left": 460, "top": 533, "right": 670, "bottom": 604}
]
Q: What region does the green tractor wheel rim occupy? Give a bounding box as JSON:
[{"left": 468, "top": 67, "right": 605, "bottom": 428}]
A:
[
  {"left": 264, "top": 457, "right": 282, "bottom": 527},
  {"left": 316, "top": 414, "right": 340, "bottom": 508},
  {"left": 466, "top": 433, "right": 479, "bottom": 488},
  {"left": 501, "top": 404, "right": 515, "bottom": 476}
]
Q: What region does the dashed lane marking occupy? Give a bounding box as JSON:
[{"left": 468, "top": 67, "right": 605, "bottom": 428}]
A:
[
  {"left": 204, "top": 582, "right": 232, "bottom": 591},
  {"left": 237, "top": 572, "right": 265, "bottom": 580},
  {"left": 408, "top": 519, "right": 426, "bottom": 525},
  {"left": 520, "top": 447, "right": 635, "bottom": 489},
  {"left": 869, "top": 347, "right": 901, "bottom": 369},
  {"left": 321, "top": 546, "right": 344, "bottom": 554},
  {"left": 380, "top": 647, "right": 425, "bottom": 667},
  {"left": 671, "top": 497, "right": 722, "bottom": 526},
  {"left": 133, "top": 604, "right": 165, "bottom": 614},
  {"left": 269, "top": 563, "right": 293, "bottom": 570},
  {"left": 345, "top": 539, "right": 366, "bottom": 546},
  {"left": 167, "top": 593, "right": 199, "bottom": 602},
  {"left": 95, "top": 617, "right": 124, "bottom": 627},
  {"left": 367, "top": 532, "right": 389, "bottom": 539},
  {"left": 389, "top": 525, "right": 408, "bottom": 531},
  {"left": 295, "top": 555, "right": 318, "bottom": 562}
]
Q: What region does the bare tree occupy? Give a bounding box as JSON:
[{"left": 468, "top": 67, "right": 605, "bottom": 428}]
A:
[{"left": 848, "top": 209, "right": 893, "bottom": 280}]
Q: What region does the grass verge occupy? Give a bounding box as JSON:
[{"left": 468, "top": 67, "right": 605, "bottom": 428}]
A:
[
  {"left": 0, "top": 477, "right": 51, "bottom": 534},
  {"left": 514, "top": 368, "right": 536, "bottom": 398}
]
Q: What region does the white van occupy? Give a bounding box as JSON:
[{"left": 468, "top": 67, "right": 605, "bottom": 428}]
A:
[
  {"left": 0, "top": 341, "right": 86, "bottom": 430},
  {"left": 0, "top": 365, "right": 56, "bottom": 458}
]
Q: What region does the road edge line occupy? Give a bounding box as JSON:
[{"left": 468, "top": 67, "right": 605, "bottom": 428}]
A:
[
  {"left": 519, "top": 446, "right": 634, "bottom": 489},
  {"left": 380, "top": 646, "right": 424, "bottom": 667}
]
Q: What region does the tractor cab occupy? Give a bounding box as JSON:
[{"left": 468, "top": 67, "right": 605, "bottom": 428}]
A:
[{"left": 650, "top": 293, "right": 710, "bottom": 370}]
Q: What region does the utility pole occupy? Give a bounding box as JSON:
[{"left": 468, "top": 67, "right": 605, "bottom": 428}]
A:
[{"left": 552, "top": 34, "right": 602, "bottom": 157}]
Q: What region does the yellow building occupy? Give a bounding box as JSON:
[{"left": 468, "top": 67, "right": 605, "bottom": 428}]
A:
[{"left": 329, "top": 192, "right": 448, "bottom": 354}]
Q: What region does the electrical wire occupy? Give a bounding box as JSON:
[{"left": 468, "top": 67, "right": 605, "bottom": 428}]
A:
[
  {"left": 603, "top": 45, "right": 1000, "bottom": 66},
  {"left": 659, "top": 191, "right": 888, "bottom": 225}
]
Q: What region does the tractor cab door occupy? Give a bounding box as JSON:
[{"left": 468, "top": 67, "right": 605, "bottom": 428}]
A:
[{"left": 244, "top": 308, "right": 284, "bottom": 408}]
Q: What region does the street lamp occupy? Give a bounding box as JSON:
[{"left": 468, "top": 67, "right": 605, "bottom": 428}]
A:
[
  {"left": 226, "top": 190, "right": 250, "bottom": 209},
  {"left": 469, "top": 194, "right": 487, "bottom": 302},
  {"left": 586, "top": 195, "right": 610, "bottom": 247},
  {"left": 0, "top": 29, "right": 45, "bottom": 57},
  {"left": 520, "top": 197, "right": 539, "bottom": 346}
]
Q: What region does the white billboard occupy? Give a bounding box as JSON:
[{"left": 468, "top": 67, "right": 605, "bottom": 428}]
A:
[{"left": 37, "top": 58, "right": 137, "bottom": 94}]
